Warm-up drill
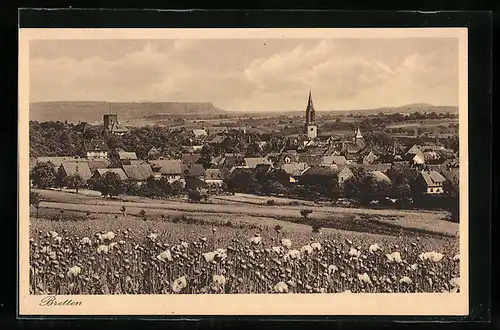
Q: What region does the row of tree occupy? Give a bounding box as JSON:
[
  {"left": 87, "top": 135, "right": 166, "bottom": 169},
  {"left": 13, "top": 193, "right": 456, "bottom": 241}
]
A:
[{"left": 223, "top": 166, "right": 459, "bottom": 221}]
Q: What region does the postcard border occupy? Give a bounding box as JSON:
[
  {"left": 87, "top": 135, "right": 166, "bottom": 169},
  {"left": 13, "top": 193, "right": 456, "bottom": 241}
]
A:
[{"left": 15, "top": 9, "right": 492, "bottom": 321}]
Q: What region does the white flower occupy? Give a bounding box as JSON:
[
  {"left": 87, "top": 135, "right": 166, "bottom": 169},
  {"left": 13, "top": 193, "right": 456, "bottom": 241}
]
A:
[
  {"left": 419, "top": 251, "right": 444, "bottom": 262},
  {"left": 453, "top": 254, "right": 460, "bottom": 261},
  {"left": 284, "top": 249, "right": 301, "bottom": 261},
  {"left": 273, "top": 281, "right": 289, "bottom": 293},
  {"left": 341, "top": 290, "right": 352, "bottom": 294},
  {"left": 349, "top": 247, "right": 361, "bottom": 258},
  {"left": 449, "top": 277, "right": 460, "bottom": 288},
  {"left": 49, "top": 231, "right": 59, "bottom": 238},
  {"left": 180, "top": 241, "right": 189, "bottom": 249},
  {"left": 250, "top": 235, "right": 262, "bottom": 245},
  {"left": 310, "top": 242, "right": 322, "bottom": 251},
  {"left": 369, "top": 243, "right": 381, "bottom": 253},
  {"left": 97, "top": 245, "right": 109, "bottom": 254},
  {"left": 212, "top": 274, "right": 226, "bottom": 287},
  {"left": 157, "top": 250, "right": 173, "bottom": 262},
  {"left": 80, "top": 237, "right": 91, "bottom": 245},
  {"left": 203, "top": 251, "right": 215, "bottom": 262},
  {"left": 67, "top": 265, "right": 81, "bottom": 278},
  {"left": 328, "top": 265, "right": 338, "bottom": 274},
  {"left": 280, "top": 238, "right": 292, "bottom": 248},
  {"left": 358, "top": 272, "right": 372, "bottom": 285},
  {"left": 300, "top": 244, "right": 313, "bottom": 255},
  {"left": 385, "top": 252, "right": 403, "bottom": 263},
  {"left": 171, "top": 276, "right": 187, "bottom": 293},
  {"left": 147, "top": 233, "right": 158, "bottom": 241},
  {"left": 103, "top": 231, "right": 115, "bottom": 240},
  {"left": 54, "top": 236, "right": 62, "bottom": 244},
  {"left": 399, "top": 276, "right": 412, "bottom": 284},
  {"left": 410, "top": 263, "right": 419, "bottom": 270}
]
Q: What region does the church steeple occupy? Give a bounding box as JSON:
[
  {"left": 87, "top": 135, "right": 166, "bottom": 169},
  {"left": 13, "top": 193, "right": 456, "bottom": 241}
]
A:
[
  {"left": 356, "top": 128, "right": 363, "bottom": 139},
  {"left": 304, "top": 90, "right": 318, "bottom": 139},
  {"left": 305, "top": 90, "right": 315, "bottom": 124}
]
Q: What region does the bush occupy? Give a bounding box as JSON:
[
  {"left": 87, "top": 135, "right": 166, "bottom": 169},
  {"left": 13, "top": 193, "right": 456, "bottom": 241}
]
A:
[
  {"left": 171, "top": 213, "right": 186, "bottom": 223},
  {"left": 300, "top": 209, "right": 313, "bottom": 219},
  {"left": 187, "top": 190, "right": 203, "bottom": 203},
  {"left": 266, "top": 199, "right": 276, "bottom": 206},
  {"left": 311, "top": 220, "right": 323, "bottom": 233}
]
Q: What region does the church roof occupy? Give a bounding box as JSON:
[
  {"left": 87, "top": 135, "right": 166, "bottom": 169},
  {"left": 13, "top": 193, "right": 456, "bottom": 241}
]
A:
[{"left": 306, "top": 91, "right": 315, "bottom": 113}]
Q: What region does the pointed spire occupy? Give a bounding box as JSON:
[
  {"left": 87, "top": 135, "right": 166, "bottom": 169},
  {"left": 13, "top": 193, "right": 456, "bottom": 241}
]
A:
[{"left": 356, "top": 128, "right": 363, "bottom": 138}]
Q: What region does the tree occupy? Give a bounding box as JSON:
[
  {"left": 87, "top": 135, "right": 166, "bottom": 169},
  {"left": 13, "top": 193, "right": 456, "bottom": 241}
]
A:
[
  {"left": 66, "top": 173, "right": 85, "bottom": 194},
  {"left": 31, "top": 162, "right": 56, "bottom": 189},
  {"left": 30, "top": 190, "right": 41, "bottom": 218},
  {"left": 54, "top": 166, "right": 67, "bottom": 190},
  {"left": 187, "top": 189, "right": 203, "bottom": 203},
  {"left": 358, "top": 175, "right": 379, "bottom": 205},
  {"left": 120, "top": 205, "right": 127, "bottom": 216},
  {"left": 262, "top": 180, "right": 287, "bottom": 196},
  {"left": 443, "top": 178, "right": 459, "bottom": 222},
  {"left": 343, "top": 177, "right": 360, "bottom": 199},
  {"left": 324, "top": 177, "right": 341, "bottom": 201},
  {"left": 198, "top": 145, "right": 214, "bottom": 169},
  {"left": 88, "top": 172, "right": 125, "bottom": 198},
  {"left": 392, "top": 179, "right": 412, "bottom": 198},
  {"left": 171, "top": 180, "right": 185, "bottom": 196},
  {"left": 300, "top": 209, "right": 313, "bottom": 221}
]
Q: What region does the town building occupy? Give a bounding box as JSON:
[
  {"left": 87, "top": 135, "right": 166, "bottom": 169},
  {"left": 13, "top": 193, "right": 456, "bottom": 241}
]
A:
[
  {"left": 420, "top": 170, "right": 447, "bottom": 194},
  {"left": 121, "top": 164, "right": 154, "bottom": 185},
  {"left": 90, "top": 168, "right": 128, "bottom": 181},
  {"left": 59, "top": 161, "right": 93, "bottom": 182},
  {"left": 204, "top": 169, "right": 224, "bottom": 188},
  {"left": 103, "top": 113, "right": 128, "bottom": 135},
  {"left": 84, "top": 140, "right": 109, "bottom": 159},
  {"left": 149, "top": 159, "right": 184, "bottom": 183}
]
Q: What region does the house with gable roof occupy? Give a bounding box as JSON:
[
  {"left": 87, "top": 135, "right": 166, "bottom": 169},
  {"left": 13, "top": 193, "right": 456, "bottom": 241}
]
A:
[{"left": 419, "top": 170, "right": 447, "bottom": 194}]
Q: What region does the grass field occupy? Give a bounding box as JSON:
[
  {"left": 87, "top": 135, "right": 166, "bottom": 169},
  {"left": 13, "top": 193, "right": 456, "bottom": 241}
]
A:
[
  {"left": 29, "top": 189, "right": 460, "bottom": 295},
  {"left": 35, "top": 189, "right": 458, "bottom": 238},
  {"left": 386, "top": 119, "right": 458, "bottom": 129}
]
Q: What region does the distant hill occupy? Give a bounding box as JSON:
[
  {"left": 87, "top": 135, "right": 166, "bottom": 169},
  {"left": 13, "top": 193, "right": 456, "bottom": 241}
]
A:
[
  {"left": 327, "top": 104, "right": 459, "bottom": 115},
  {"left": 30, "top": 101, "right": 227, "bottom": 123}
]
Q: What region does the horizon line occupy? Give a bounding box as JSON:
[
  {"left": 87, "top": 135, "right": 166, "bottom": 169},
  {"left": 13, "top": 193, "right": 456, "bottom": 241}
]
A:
[{"left": 29, "top": 100, "right": 459, "bottom": 112}]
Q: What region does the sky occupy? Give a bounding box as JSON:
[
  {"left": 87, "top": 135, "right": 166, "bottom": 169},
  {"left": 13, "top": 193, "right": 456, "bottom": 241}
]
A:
[{"left": 30, "top": 38, "right": 459, "bottom": 111}]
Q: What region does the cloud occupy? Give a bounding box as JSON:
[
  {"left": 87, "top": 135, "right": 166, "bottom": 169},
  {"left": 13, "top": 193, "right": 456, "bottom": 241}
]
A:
[{"left": 29, "top": 39, "right": 458, "bottom": 110}]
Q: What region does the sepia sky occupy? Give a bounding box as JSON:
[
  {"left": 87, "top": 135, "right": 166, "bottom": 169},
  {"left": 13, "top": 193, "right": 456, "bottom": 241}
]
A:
[{"left": 30, "top": 38, "right": 459, "bottom": 111}]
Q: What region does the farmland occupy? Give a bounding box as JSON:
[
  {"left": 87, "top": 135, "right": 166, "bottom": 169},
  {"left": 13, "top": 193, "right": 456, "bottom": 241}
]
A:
[{"left": 29, "top": 189, "right": 460, "bottom": 295}]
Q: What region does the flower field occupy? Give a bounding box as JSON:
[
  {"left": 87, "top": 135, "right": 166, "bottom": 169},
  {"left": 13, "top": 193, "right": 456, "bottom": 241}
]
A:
[{"left": 29, "top": 217, "right": 460, "bottom": 295}]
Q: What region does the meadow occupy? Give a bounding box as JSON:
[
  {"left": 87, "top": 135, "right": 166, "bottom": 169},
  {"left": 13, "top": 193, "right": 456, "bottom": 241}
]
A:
[{"left": 29, "top": 210, "right": 460, "bottom": 295}]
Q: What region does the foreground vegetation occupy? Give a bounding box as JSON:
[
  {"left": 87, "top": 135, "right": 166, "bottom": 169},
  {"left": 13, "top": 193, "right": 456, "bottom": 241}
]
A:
[{"left": 29, "top": 215, "right": 460, "bottom": 295}]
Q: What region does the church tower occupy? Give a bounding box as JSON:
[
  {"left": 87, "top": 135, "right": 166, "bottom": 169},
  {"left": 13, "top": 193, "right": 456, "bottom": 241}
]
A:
[
  {"left": 354, "top": 127, "right": 365, "bottom": 148},
  {"left": 304, "top": 91, "right": 317, "bottom": 139}
]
